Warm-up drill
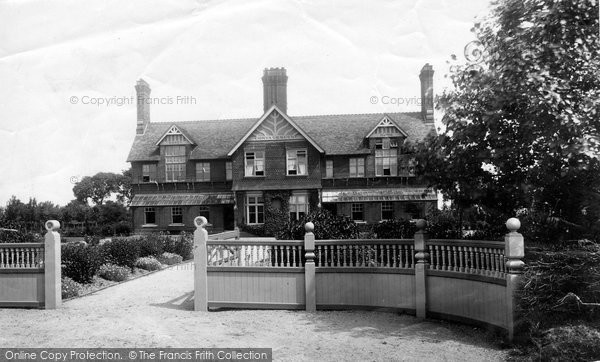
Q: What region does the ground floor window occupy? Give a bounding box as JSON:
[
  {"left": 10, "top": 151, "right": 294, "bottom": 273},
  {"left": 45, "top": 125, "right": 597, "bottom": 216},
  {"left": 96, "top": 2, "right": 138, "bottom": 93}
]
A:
[
  {"left": 289, "top": 193, "right": 309, "bottom": 221},
  {"left": 199, "top": 206, "right": 210, "bottom": 221},
  {"left": 171, "top": 207, "right": 183, "bottom": 224},
  {"left": 351, "top": 203, "right": 364, "bottom": 221},
  {"left": 144, "top": 207, "right": 156, "bottom": 224},
  {"left": 405, "top": 203, "right": 422, "bottom": 219},
  {"left": 381, "top": 201, "right": 394, "bottom": 220},
  {"left": 246, "top": 194, "right": 264, "bottom": 224}
]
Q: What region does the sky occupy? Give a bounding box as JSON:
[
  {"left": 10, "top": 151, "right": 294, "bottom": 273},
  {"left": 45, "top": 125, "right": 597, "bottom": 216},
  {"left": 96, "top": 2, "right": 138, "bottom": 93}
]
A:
[{"left": 0, "top": 0, "right": 492, "bottom": 206}]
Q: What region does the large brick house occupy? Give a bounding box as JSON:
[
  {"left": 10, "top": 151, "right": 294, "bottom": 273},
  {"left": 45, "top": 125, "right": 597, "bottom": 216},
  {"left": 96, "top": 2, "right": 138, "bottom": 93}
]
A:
[{"left": 127, "top": 65, "right": 437, "bottom": 233}]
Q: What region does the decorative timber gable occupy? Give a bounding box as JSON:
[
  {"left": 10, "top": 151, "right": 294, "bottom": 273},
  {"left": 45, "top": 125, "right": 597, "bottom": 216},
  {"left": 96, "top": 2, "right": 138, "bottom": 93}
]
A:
[
  {"left": 227, "top": 106, "right": 324, "bottom": 156},
  {"left": 248, "top": 111, "right": 303, "bottom": 141},
  {"left": 155, "top": 125, "right": 194, "bottom": 145},
  {"left": 365, "top": 116, "right": 408, "bottom": 139}
]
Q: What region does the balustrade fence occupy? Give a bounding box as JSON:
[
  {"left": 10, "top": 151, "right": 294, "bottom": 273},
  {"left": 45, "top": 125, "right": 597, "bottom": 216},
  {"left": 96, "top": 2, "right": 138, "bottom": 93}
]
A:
[
  {"left": 196, "top": 217, "right": 525, "bottom": 342},
  {"left": 0, "top": 221, "right": 62, "bottom": 309}
]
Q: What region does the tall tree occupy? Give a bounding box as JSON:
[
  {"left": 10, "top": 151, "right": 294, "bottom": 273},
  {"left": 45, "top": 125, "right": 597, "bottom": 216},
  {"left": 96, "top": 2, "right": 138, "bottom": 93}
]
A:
[
  {"left": 419, "top": 0, "right": 600, "bottom": 239},
  {"left": 72, "top": 172, "right": 123, "bottom": 205}
]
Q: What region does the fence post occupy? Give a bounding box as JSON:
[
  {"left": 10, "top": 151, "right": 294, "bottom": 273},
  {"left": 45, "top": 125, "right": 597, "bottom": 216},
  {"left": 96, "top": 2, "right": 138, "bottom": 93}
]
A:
[
  {"left": 44, "top": 220, "right": 61, "bottom": 309},
  {"left": 304, "top": 222, "right": 316, "bottom": 312},
  {"left": 194, "top": 216, "right": 209, "bottom": 312},
  {"left": 505, "top": 217, "right": 524, "bottom": 342},
  {"left": 414, "top": 219, "right": 429, "bottom": 319}
]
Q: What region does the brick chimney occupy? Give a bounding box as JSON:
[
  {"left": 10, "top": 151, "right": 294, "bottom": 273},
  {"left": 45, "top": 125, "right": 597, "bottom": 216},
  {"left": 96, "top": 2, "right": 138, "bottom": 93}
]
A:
[
  {"left": 135, "top": 79, "right": 151, "bottom": 134},
  {"left": 262, "top": 67, "right": 287, "bottom": 114},
  {"left": 419, "top": 64, "right": 434, "bottom": 123}
]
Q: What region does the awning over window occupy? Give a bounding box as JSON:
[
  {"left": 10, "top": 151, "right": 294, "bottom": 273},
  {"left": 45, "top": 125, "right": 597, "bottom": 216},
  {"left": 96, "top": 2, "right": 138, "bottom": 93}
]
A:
[
  {"left": 131, "top": 193, "right": 234, "bottom": 207},
  {"left": 322, "top": 188, "right": 437, "bottom": 203}
]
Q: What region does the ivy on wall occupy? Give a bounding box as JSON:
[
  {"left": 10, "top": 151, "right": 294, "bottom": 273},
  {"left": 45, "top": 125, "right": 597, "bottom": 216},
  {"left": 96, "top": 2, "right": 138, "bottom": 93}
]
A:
[{"left": 263, "top": 190, "right": 291, "bottom": 236}]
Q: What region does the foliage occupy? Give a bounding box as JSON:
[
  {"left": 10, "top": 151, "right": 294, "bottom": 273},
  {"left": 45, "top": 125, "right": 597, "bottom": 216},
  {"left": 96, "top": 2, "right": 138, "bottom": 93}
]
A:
[
  {"left": 162, "top": 232, "right": 193, "bottom": 260},
  {"left": 518, "top": 243, "right": 600, "bottom": 332},
  {"left": 101, "top": 237, "right": 140, "bottom": 269},
  {"left": 72, "top": 169, "right": 132, "bottom": 206},
  {"left": 134, "top": 256, "right": 162, "bottom": 271},
  {"left": 240, "top": 224, "right": 266, "bottom": 237},
  {"left": 137, "top": 234, "right": 164, "bottom": 257},
  {"left": 263, "top": 190, "right": 291, "bottom": 237},
  {"left": 0, "top": 228, "right": 41, "bottom": 243},
  {"left": 98, "top": 263, "right": 131, "bottom": 282},
  {"left": 61, "top": 243, "right": 105, "bottom": 284},
  {"left": 536, "top": 325, "right": 600, "bottom": 361},
  {"left": 157, "top": 252, "right": 183, "bottom": 265},
  {"left": 372, "top": 219, "right": 416, "bottom": 239},
  {"left": 61, "top": 277, "right": 83, "bottom": 299},
  {"left": 418, "top": 0, "right": 600, "bottom": 242},
  {"left": 276, "top": 208, "right": 358, "bottom": 240}
]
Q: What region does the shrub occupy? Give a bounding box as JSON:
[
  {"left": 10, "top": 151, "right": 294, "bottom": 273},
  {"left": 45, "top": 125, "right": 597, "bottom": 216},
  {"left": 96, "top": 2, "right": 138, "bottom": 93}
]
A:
[
  {"left": 162, "top": 232, "right": 193, "bottom": 260},
  {"left": 61, "top": 244, "right": 105, "bottom": 284},
  {"left": 373, "top": 219, "right": 416, "bottom": 239},
  {"left": 134, "top": 256, "right": 162, "bottom": 271},
  {"left": 276, "top": 209, "right": 358, "bottom": 240},
  {"left": 61, "top": 277, "right": 83, "bottom": 299},
  {"left": 537, "top": 325, "right": 600, "bottom": 361},
  {"left": 240, "top": 224, "right": 266, "bottom": 237},
  {"left": 101, "top": 237, "right": 140, "bottom": 269},
  {"left": 138, "top": 234, "right": 165, "bottom": 257},
  {"left": 113, "top": 221, "right": 132, "bottom": 236},
  {"left": 98, "top": 263, "right": 131, "bottom": 282},
  {"left": 519, "top": 243, "right": 600, "bottom": 331},
  {"left": 157, "top": 252, "right": 183, "bottom": 265},
  {"left": 0, "top": 229, "right": 41, "bottom": 243}
]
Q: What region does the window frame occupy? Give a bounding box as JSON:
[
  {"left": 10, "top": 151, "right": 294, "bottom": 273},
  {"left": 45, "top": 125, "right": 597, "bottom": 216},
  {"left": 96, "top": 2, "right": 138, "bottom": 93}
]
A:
[
  {"left": 375, "top": 138, "right": 398, "bottom": 176},
  {"left": 195, "top": 162, "right": 211, "bottom": 182},
  {"left": 246, "top": 193, "right": 265, "bottom": 224},
  {"left": 225, "top": 161, "right": 232, "bottom": 181},
  {"left": 351, "top": 203, "right": 364, "bottom": 221},
  {"left": 244, "top": 151, "right": 265, "bottom": 177},
  {"left": 286, "top": 149, "right": 308, "bottom": 176},
  {"left": 349, "top": 158, "right": 365, "bottom": 178},
  {"left": 325, "top": 159, "right": 333, "bottom": 178},
  {"left": 289, "top": 192, "right": 309, "bottom": 221},
  {"left": 142, "top": 163, "right": 156, "bottom": 183},
  {"left": 164, "top": 145, "right": 187, "bottom": 182},
  {"left": 381, "top": 201, "right": 394, "bottom": 221},
  {"left": 171, "top": 207, "right": 183, "bottom": 225},
  {"left": 144, "top": 207, "right": 157, "bottom": 225}
]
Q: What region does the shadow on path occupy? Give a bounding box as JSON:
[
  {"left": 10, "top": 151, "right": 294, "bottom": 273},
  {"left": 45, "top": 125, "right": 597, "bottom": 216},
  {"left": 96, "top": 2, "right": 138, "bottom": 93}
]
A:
[{"left": 150, "top": 292, "right": 194, "bottom": 311}]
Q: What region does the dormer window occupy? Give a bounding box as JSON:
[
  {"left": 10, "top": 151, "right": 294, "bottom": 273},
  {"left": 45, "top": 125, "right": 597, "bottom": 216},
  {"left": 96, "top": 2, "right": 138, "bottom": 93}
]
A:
[
  {"left": 165, "top": 145, "right": 186, "bottom": 181},
  {"left": 375, "top": 138, "right": 398, "bottom": 176}
]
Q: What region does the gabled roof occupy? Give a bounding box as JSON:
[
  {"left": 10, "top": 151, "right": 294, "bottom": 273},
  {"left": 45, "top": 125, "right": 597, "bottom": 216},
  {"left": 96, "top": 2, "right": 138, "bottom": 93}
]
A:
[
  {"left": 155, "top": 124, "right": 195, "bottom": 145},
  {"left": 126, "top": 112, "right": 434, "bottom": 162},
  {"left": 364, "top": 115, "right": 409, "bottom": 138},
  {"left": 227, "top": 106, "right": 324, "bottom": 156}
]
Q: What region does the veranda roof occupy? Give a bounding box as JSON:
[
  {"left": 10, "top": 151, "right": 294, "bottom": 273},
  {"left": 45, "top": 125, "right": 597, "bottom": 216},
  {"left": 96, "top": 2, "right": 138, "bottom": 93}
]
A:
[
  {"left": 322, "top": 188, "right": 437, "bottom": 203},
  {"left": 130, "top": 193, "right": 234, "bottom": 207}
]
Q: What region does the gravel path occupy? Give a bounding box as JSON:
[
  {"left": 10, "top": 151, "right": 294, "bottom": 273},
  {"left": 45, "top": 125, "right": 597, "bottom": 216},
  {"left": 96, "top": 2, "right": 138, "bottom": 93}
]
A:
[{"left": 0, "top": 262, "right": 508, "bottom": 361}]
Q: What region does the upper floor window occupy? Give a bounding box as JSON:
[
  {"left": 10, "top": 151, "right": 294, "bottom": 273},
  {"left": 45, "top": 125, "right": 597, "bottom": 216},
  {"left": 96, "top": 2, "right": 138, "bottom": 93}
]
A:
[
  {"left": 142, "top": 164, "right": 156, "bottom": 182},
  {"left": 287, "top": 149, "right": 307, "bottom": 175},
  {"left": 171, "top": 207, "right": 183, "bottom": 224},
  {"left": 165, "top": 145, "right": 186, "bottom": 181},
  {"left": 246, "top": 194, "right": 264, "bottom": 224},
  {"left": 349, "top": 158, "right": 365, "bottom": 178},
  {"left": 245, "top": 151, "right": 265, "bottom": 177},
  {"left": 375, "top": 138, "right": 398, "bottom": 176},
  {"left": 226, "top": 161, "right": 232, "bottom": 181},
  {"left": 199, "top": 206, "right": 210, "bottom": 221},
  {"left": 289, "top": 193, "right": 309, "bottom": 221},
  {"left": 325, "top": 160, "right": 333, "bottom": 178},
  {"left": 196, "top": 162, "right": 210, "bottom": 182}
]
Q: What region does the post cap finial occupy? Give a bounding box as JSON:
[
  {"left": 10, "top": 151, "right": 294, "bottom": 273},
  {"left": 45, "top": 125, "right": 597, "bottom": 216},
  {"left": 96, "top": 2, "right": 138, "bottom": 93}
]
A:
[
  {"left": 415, "top": 219, "right": 427, "bottom": 230},
  {"left": 506, "top": 217, "right": 521, "bottom": 232},
  {"left": 305, "top": 222, "right": 314, "bottom": 233},
  {"left": 194, "top": 216, "right": 208, "bottom": 229},
  {"left": 45, "top": 220, "right": 60, "bottom": 231}
]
